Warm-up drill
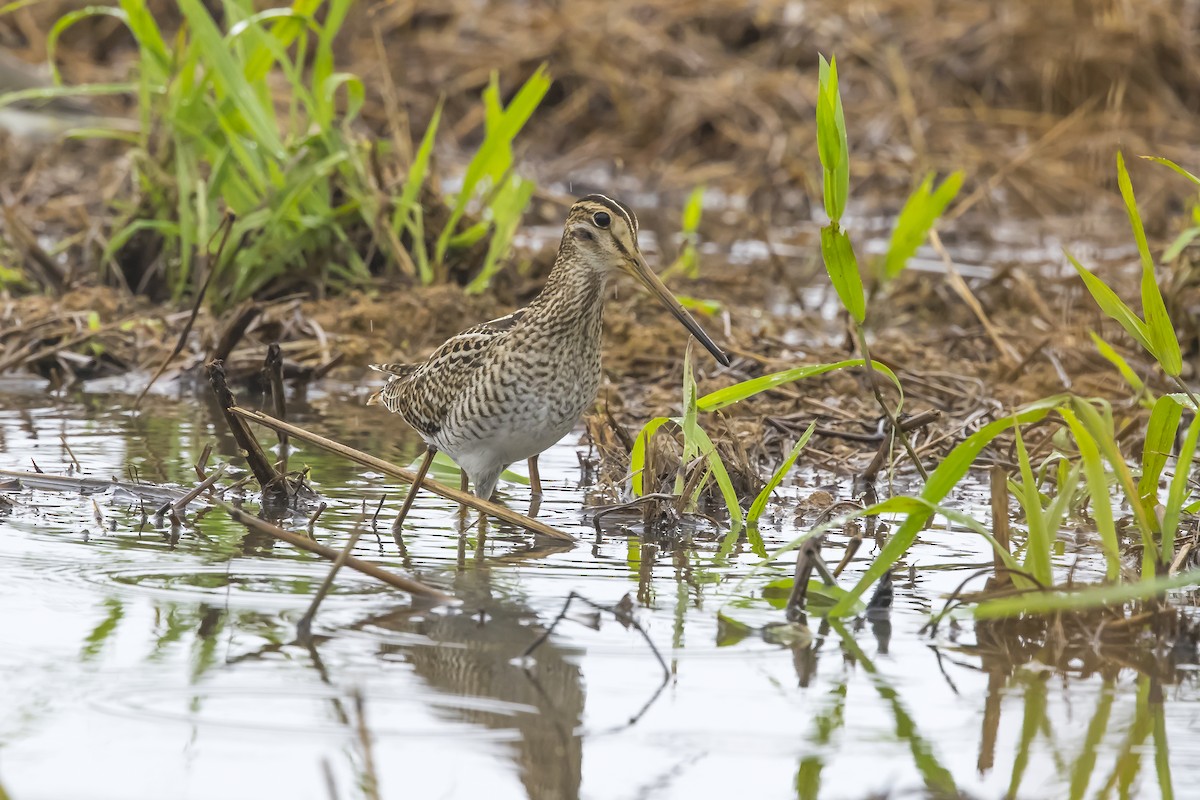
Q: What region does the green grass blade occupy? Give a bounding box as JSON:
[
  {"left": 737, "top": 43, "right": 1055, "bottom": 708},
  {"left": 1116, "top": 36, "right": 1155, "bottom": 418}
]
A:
[
  {"left": 1069, "top": 397, "right": 1159, "bottom": 571},
  {"left": 177, "top": 0, "right": 285, "bottom": 159},
  {"left": 312, "top": 0, "right": 351, "bottom": 123},
  {"left": 681, "top": 185, "right": 704, "bottom": 233},
  {"left": 1013, "top": 425, "right": 1052, "bottom": 587},
  {"left": 974, "top": 568, "right": 1200, "bottom": 618},
  {"left": 1163, "top": 227, "right": 1200, "bottom": 264},
  {"left": 830, "top": 397, "right": 1065, "bottom": 616},
  {"left": 1067, "top": 250, "right": 1153, "bottom": 353},
  {"left": 1119, "top": 150, "right": 1155, "bottom": 277},
  {"left": 1140, "top": 155, "right": 1200, "bottom": 186},
  {"left": 883, "top": 171, "right": 963, "bottom": 279},
  {"left": 117, "top": 0, "right": 171, "bottom": 81},
  {"left": 0, "top": 82, "right": 137, "bottom": 111},
  {"left": 700, "top": 358, "right": 882, "bottom": 411},
  {"left": 393, "top": 97, "right": 443, "bottom": 283},
  {"left": 47, "top": 6, "right": 129, "bottom": 85},
  {"left": 435, "top": 65, "right": 550, "bottom": 266},
  {"left": 690, "top": 424, "right": 744, "bottom": 532},
  {"left": 748, "top": 422, "right": 816, "bottom": 528},
  {"left": 820, "top": 224, "right": 866, "bottom": 324},
  {"left": 466, "top": 176, "right": 535, "bottom": 294},
  {"left": 630, "top": 417, "right": 672, "bottom": 496},
  {"left": 320, "top": 71, "right": 365, "bottom": 125},
  {"left": 679, "top": 345, "right": 700, "bottom": 496},
  {"left": 1089, "top": 331, "right": 1147, "bottom": 396},
  {"left": 816, "top": 54, "right": 848, "bottom": 223},
  {"left": 1162, "top": 411, "right": 1200, "bottom": 570},
  {"left": 1119, "top": 151, "right": 1182, "bottom": 375},
  {"left": 1139, "top": 394, "right": 1182, "bottom": 516},
  {"left": 1058, "top": 407, "right": 1121, "bottom": 580}
]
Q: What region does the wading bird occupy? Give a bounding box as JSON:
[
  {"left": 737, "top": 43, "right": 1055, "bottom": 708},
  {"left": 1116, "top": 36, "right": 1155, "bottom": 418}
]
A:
[{"left": 368, "top": 194, "right": 730, "bottom": 531}]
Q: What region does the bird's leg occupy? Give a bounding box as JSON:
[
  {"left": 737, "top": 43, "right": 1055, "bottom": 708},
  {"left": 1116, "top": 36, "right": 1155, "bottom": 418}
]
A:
[
  {"left": 457, "top": 469, "right": 470, "bottom": 522},
  {"left": 527, "top": 456, "right": 543, "bottom": 496},
  {"left": 392, "top": 446, "right": 436, "bottom": 542}
]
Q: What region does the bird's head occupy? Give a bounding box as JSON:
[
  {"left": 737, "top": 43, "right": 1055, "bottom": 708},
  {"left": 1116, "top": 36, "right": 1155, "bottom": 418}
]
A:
[{"left": 563, "top": 194, "right": 730, "bottom": 366}]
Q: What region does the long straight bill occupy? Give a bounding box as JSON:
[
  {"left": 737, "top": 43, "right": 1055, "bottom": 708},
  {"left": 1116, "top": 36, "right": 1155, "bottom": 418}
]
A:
[{"left": 631, "top": 254, "right": 730, "bottom": 366}]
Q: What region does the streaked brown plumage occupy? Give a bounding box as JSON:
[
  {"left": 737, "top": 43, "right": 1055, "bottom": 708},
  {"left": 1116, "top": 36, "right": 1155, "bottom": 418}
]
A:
[{"left": 369, "top": 194, "right": 729, "bottom": 520}]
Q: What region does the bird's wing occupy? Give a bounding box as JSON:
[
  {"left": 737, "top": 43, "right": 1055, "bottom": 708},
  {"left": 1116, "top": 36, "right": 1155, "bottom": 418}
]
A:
[{"left": 366, "top": 308, "right": 526, "bottom": 434}]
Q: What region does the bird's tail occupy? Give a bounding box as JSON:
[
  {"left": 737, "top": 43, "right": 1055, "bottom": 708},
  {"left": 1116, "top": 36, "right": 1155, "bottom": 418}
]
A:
[{"left": 366, "top": 362, "right": 418, "bottom": 407}]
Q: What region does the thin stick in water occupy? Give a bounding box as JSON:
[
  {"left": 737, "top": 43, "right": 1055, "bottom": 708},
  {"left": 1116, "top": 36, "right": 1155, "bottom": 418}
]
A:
[
  {"left": 230, "top": 406, "right": 574, "bottom": 542},
  {"left": 265, "top": 342, "right": 289, "bottom": 473},
  {"left": 219, "top": 500, "right": 453, "bottom": 602},
  {"left": 297, "top": 518, "right": 366, "bottom": 639}
]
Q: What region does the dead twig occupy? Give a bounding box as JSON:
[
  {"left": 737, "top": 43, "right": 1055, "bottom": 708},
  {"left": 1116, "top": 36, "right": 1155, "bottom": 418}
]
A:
[
  {"left": 298, "top": 516, "right": 367, "bottom": 639},
  {"left": 59, "top": 434, "right": 81, "bottom": 472},
  {"left": 207, "top": 360, "right": 285, "bottom": 502},
  {"left": 230, "top": 406, "right": 575, "bottom": 542},
  {"left": 219, "top": 499, "right": 453, "bottom": 602},
  {"left": 135, "top": 214, "right": 234, "bottom": 409},
  {"left": 265, "top": 343, "right": 289, "bottom": 473},
  {"left": 161, "top": 462, "right": 228, "bottom": 516}
]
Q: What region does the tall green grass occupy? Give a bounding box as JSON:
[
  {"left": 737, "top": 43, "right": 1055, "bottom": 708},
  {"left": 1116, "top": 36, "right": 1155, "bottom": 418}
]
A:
[
  {"left": 816, "top": 55, "right": 929, "bottom": 480},
  {"left": 3, "top": 0, "right": 547, "bottom": 306}
]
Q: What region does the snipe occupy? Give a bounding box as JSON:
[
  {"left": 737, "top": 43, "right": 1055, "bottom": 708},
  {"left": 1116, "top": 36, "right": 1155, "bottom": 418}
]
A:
[{"left": 368, "top": 194, "right": 729, "bottom": 530}]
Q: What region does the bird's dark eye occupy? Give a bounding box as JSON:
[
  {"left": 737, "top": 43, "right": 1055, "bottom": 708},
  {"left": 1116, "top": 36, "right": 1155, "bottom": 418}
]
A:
[{"left": 592, "top": 211, "right": 611, "bottom": 228}]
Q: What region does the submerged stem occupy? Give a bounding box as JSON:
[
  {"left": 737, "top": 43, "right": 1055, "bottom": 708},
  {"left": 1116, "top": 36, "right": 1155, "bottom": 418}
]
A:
[{"left": 855, "top": 327, "right": 929, "bottom": 482}]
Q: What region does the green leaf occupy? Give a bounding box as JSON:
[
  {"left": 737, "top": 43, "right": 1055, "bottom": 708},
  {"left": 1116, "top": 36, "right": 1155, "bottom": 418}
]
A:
[
  {"left": 1162, "top": 410, "right": 1200, "bottom": 571},
  {"left": 47, "top": 6, "right": 130, "bottom": 86},
  {"left": 1067, "top": 250, "right": 1153, "bottom": 353},
  {"left": 1013, "top": 425, "right": 1052, "bottom": 587},
  {"left": 689, "top": 424, "right": 744, "bottom": 532},
  {"left": 974, "top": 568, "right": 1200, "bottom": 618},
  {"left": 321, "top": 71, "right": 365, "bottom": 126},
  {"left": 435, "top": 65, "right": 550, "bottom": 266},
  {"left": 830, "top": 396, "right": 1066, "bottom": 615},
  {"left": 1139, "top": 394, "right": 1183, "bottom": 516},
  {"left": 1088, "top": 330, "right": 1146, "bottom": 396},
  {"left": 1058, "top": 407, "right": 1121, "bottom": 580},
  {"left": 680, "top": 345, "right": 700, "bottom": 497},
  {"left": 883, "top": 171, "right": 963, "bottom": 279},
  {"left": 466, "top": 175, "right": 536, "bottom": 294},
  {"left": 697, "top": 358, "right": 904, "bottom": 415},
  {"left": 177, "top": 0, "right": 286, "bottom": 160},
  {"left": 1119, "top": 151, "right": 1182, "bottom": 376},
  {"left": 816, "top": 54, "right": 849, "bottom": 223},
  {"left": 0, "top": 82, "right": 137, "bottom": 111},
  {"left": 748, "top": 422, "right": 816, "bottom": 527},
  {"left": 681, "top": 185, "right": 705, "bottom": 234},
  {"left": 1069, "top": 397, "right": 1160, "bottom": 572},
  {"left": 1162, "top": 226, "right": 1200, "bottom": 264},
  {"left": 820, "top": 224, "right": 866, "bottom": 323},
  {"left": 630, "top": 417, "right": 672, "bottom": 496},
  {"left": 1140, "top": 155, "right": 1200, "bottom": 187},
  {"left": 393, "top": 97, "right": 443, "bottom": 283}
]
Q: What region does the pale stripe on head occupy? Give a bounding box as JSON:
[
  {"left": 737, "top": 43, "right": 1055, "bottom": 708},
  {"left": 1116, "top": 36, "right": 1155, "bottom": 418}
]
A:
[{"left": 577, "top": 193, "right": 638, "bottom": 236}]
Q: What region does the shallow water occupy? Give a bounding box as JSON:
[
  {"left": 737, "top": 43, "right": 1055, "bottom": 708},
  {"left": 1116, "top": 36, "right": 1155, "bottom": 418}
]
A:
[{"left": 0, "top": 379, "right": 1192, "bottom": 800}]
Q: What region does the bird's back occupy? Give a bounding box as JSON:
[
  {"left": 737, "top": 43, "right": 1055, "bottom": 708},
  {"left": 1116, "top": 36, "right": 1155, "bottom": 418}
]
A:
[{"left": 367, "top": 310, "right": 527, "bottom": 440}]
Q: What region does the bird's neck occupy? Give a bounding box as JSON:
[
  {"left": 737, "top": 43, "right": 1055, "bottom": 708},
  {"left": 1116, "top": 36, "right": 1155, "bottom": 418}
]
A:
[{"left": 524, "top": 238, "right": 608, "bottom": 331}]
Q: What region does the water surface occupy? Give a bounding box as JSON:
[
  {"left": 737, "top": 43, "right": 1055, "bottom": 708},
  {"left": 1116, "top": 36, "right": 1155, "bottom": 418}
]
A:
[{"left": 0, "top": 379, "right": 1190, "bottom": 799}]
